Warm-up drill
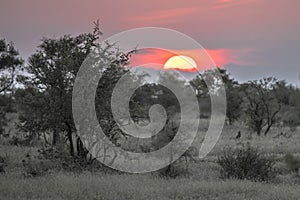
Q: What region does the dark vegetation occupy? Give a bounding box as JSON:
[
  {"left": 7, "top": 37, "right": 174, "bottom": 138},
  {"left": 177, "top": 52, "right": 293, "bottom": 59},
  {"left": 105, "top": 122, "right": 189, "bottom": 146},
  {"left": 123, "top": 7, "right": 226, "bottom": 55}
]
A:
[
  {"left": 284, "top": 154, "right": 300, "bottom": 174},
  {"left": 217, "top": 144, "right": 276, "bottom": 182},
  {"left": 0, "top": 154, "right": 8, "bottom": 173}
]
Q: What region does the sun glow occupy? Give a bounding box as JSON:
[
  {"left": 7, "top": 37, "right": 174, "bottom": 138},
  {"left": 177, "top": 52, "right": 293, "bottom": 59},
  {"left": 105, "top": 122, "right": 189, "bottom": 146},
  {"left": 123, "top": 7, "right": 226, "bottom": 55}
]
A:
[{"left": 164, "top": 55, "right": 197, "bottom": 72}]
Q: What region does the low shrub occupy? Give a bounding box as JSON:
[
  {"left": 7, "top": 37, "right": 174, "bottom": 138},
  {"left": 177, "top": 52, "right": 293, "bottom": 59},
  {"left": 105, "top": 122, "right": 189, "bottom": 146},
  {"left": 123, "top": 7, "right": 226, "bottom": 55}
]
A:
[
  {"left": 0, "top": 154, "right": 8, "bottom": 173},
  {"left": 22, "top": 152, "right": 62, "bottom": 177},
  {"left": 284, "top": 153, "right": 300, "bottom": 174},
  {"left": 217, "top": 144, "right": 276, "bottom": 182},
  {"left": 158, "top": 163, "right": 189, "bottom": 178},
  {"left": 8, "top": 135, "right": 33, "bottom": 146},
  {"left": 36, "top": 145, "right": 117, "bottom": 174}
]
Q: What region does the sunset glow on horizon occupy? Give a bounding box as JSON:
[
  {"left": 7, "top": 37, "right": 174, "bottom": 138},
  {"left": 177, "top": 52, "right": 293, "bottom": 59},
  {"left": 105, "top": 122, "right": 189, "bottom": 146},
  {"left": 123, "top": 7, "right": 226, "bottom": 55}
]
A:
[{"left": 126, "top": 47, "right": 249, "bottom": 73}]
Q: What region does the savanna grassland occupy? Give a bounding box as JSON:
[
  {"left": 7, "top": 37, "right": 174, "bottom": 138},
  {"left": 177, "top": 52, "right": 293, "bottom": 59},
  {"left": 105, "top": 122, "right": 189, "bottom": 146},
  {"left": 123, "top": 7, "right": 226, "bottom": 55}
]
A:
[
  {"left": 1, "top": 124, "right": 299, "bottom": 200},
  {"left": 0, "top": 27, "right": 300, "bottom": 200}
]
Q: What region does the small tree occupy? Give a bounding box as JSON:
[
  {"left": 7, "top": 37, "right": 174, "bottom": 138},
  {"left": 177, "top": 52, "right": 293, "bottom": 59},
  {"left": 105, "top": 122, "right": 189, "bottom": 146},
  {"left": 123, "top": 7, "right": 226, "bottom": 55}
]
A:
[
  {"left": 17, "top": 22, "right": 137, "bottom": 159},
  {"left": 242, "top": 77, "right": 283, "bottom": 135},
  {"left": 190, "top": 68, "right": 242, "bottom": 124},
  {"left": 17, "top": 23, "right": 102, "bottom": 156}
]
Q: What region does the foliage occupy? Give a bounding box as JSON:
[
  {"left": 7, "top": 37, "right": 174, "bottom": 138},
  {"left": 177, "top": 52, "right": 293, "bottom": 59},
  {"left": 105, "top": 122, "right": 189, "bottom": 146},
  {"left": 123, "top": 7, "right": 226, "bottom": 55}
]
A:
[
  {"left": 95, "top": 63, "right": 130, "bottom": 147},
  {"left": 0, "top": 108, "right": 7, "bottom": 135},
  {"left": 15, "top": 87, "right": 49, "bottom": 137},
  {"left": 16, "top": 22, "right": 105, "bottom": 156},
  {"left": 16, "top": 22, "right": 138, "bottom": 159},
  {"left": 0, "top": 39, "right": 23, "bottom": 93},
  {"left": 0, "top": 154, "right": 8, "bottom": 173},
  {"left": 0, "top": 40, "right": 22, "bottom": 135},
  {"left": 284, "top": 153, "right": 300, "bottom": 174},
  {"left": 217, "top": 144, "right": 276, "bottom": 182},
  {"left": 22, "top": 152, "right": 62, "bottom": 177},
  {"left": 8, "top": 135, "right": 31, "bottom": 146},
  {"left": 190, "top": 68, "right": 242, "bottom": 124},
  {"left": 241, "top": 77, "right": 285, "bottom": 135},
  {"left": 285, "top": 88, "right": 300, "bottom": 130},
  {"left": 20, "top": 33, "right": 99, "bottom": 154},
  {"left": 31, "top": 146, "right": 115, "bottom": 174},
  {"left": 218, "top": 68, "right": 243, "bottom": 125},
  {"left": 283, "top": 111, "right": 300, "bottom": 131}
]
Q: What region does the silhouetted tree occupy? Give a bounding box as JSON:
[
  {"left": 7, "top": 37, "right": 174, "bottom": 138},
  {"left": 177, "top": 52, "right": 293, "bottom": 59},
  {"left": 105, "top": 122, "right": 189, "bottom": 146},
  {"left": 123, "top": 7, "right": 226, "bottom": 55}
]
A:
[
  {"left": 17, "top": 23, "right": 102, "bottom": 156},
  {"left": 242, "top": 77, "right": 283, "bottom": 135},
  {"left": 190, "top": 68, "right": 242, "bottom": 124}
]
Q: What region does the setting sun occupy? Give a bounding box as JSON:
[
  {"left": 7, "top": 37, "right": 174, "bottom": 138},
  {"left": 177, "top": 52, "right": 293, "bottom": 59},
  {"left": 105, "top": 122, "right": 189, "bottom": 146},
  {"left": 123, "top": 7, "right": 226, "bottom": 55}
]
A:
[
  {"left": 164, "top": 55, "right": 197, "bottom": 71},
  {"left": 164, "top": 55, "right": 197, "bottom": 72}
]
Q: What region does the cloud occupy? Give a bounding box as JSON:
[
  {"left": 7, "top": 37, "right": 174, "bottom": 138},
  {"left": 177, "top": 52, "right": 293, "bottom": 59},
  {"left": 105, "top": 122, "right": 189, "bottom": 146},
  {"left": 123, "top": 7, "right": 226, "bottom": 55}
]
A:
[
  {"left": 213, "top": 0, "right": 257, "bottom": 8},
  {"left": 129, "top": 7, "right": 197, "bottom": 25},
  {"left": 126, "top": 47, "right": 254, "bottom": 72},
  {"left": 206, "top": 48, "right": 256, "bottom": 67}
]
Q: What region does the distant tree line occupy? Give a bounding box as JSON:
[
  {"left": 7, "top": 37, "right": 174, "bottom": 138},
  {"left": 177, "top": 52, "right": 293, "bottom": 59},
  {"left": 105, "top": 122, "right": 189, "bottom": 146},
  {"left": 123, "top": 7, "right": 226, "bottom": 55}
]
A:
[{"left": 191, "top": 70, "right": 300, "bottom": 135}]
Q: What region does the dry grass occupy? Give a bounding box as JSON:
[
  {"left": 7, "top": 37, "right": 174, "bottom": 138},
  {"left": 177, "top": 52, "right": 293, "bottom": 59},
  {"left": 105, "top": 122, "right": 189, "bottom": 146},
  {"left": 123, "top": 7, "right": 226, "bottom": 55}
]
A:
[
  {"left": 0, "top": 173, "right": 300, "bottom": 200},
  {"left": 0, "top": 124, "right": 299, "bottom": 199}
]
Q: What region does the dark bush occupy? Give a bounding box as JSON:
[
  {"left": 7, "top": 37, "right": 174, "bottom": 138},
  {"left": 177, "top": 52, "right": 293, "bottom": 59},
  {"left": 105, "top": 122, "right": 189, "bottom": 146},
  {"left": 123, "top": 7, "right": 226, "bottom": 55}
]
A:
[
  {"left": 37, "top": 146, "right": 117, "bottom": 174},
  {"left": 158, "top": 164, "right": 185, "bottom": 178},
  {"left": 0, "top": 154, "right": 8, "bottom": 173},
  {"left": 284, "top": 153, "right": 300, "bottom": 174},
  {"left": 22, "top": 151, "right": 62, "bottom": 177},
  {"left": 217, "top": 144, "right": 276, "bottom": 182},
  {"left": 8, "top": 135, "right": 34, "bottom": 146}
]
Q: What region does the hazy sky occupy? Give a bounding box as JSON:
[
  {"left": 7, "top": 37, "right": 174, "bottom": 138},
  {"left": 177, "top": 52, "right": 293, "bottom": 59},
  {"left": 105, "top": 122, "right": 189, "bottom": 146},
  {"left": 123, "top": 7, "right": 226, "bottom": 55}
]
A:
[{"left": 1, "top": 0, "right": 299, "bottom": 84}]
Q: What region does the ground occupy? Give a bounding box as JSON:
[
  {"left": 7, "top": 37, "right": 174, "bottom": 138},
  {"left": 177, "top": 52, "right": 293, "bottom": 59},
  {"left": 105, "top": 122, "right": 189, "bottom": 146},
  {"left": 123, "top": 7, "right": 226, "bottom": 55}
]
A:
[{"left": 0, "top": 125, "right": 299, "bottom": 200}]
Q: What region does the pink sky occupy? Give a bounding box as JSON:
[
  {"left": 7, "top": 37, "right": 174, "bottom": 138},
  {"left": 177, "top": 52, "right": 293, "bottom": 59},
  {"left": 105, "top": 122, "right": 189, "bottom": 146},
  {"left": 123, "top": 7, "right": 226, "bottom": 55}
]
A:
[
  {"left": 127, "top": 48, "right": 254, "bottom": 72},
  {"left": 0, "top": 0, "right": 299, "bottom": 83}
]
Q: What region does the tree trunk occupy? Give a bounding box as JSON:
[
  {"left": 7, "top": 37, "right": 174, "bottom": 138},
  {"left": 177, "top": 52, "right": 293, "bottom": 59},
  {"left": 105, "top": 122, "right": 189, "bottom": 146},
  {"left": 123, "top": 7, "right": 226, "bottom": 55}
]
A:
[
  {"left": 77, "top": 137, "right": 88, "bottom": 159},
  {"left": 228, "top": 118, "right": 233, "bottom": 125},
  {"left": 65, "top": 122, "right": 74, "bottom": 156},
  {"left": 52, "top": 129, "right": 59, "bottom": 146},
  {"left": 264, "top": 125, "right": 272, "bottom": 135},
  {"left": 256, "top": 119, "right": 263, "bottom": 136},
  {"left": 257, "top": 129, "right": 261, "bottom": 136},
  {"left": 264, "top": 108, "right": 280, "bottom": 136},
  {"left": 77, "top": 138, "right": 81, "bottom": 157}
]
